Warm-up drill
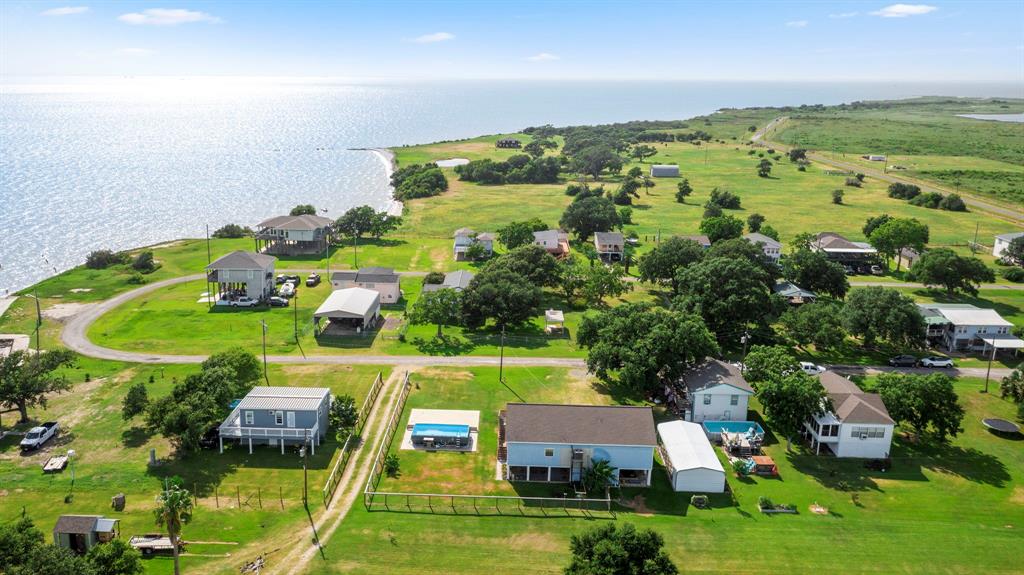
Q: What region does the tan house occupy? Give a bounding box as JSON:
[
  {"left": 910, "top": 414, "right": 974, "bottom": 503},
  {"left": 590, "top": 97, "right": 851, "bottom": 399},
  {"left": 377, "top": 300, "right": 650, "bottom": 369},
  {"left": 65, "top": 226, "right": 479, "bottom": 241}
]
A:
[
  {"left": 255, "top": 214, "right": 333, "bottom": 255},
  {"left": 594, "top": 231, "right": 624, "bottom": 262},
  {"left": 533, "top": 230, "right": 570, "bottom": 257},
  {"left": 206, "top": 251, "right": 276, "bottom": 301},
  {"left": 331, "top": 267, "right": 401, "bottom": 303}
]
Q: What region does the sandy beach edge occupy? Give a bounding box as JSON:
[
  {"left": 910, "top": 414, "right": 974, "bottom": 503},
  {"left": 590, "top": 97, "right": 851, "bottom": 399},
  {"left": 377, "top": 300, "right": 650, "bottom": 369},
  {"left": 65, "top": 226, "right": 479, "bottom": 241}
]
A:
[{"left": 355, "top": 147, "right": 403, "bottom": 217}]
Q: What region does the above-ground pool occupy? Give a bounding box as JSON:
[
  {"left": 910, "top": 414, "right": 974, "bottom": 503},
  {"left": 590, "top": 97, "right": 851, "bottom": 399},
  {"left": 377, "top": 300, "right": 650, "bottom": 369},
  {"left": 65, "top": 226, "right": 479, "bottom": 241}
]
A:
[
  {"left": 411, "top": 423, "right": 471, "bottom": 448},
  {"left": 702, "top": 421, "right": 765, "bottom": 437}
]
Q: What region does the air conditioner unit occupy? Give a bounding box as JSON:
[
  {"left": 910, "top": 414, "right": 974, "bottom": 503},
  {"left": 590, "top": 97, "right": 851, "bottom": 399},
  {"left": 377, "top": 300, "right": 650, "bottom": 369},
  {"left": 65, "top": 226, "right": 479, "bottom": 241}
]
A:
[{"left": 860, "top": 433, "right": 868, "bottom": 440}]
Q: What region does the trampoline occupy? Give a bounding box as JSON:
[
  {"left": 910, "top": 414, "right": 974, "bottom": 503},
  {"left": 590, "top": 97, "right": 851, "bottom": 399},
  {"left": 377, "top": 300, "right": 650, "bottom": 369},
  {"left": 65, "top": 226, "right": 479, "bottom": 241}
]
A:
[{"left": 982, "top": 418, "right": 1021, "bottom": 434}]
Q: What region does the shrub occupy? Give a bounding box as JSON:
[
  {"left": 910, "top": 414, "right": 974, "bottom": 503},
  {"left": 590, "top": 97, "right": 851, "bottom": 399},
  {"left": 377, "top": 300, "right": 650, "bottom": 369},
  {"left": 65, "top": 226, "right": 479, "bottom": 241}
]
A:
[
  {"left": 395, "top": 165, "right": 448, "bottom": 200},
  {"left": 939, "top": 193, "right": 967, "bottom": 211},
  {"left": 845, "top": 177, "right": 862, "bottom": 187},
  {"left": 131, "top": 250, "right": 158, "bottom": 273},
  {"left": 86, "top": 249, "right": 128, "bottom": 269},
  {"left": 702, "top": 202, "right": 723, "bottom": 218},
  {"left": 887, "top": 183, "right": 921, "bottom": 200},
  {"left": 126, "top": 272, "right": 147, "bottom": 285},
  {"left": 732, "top": 459, "right": 749, "bottom": 476},
  {"left": 909, "top": 192, "right": 944, "bottom": 209},
  {"left": 422, "top": 271, "right": 445, "bottom": 285},
  {"left": 1003, "top": 267, "right": 1024, "bottom": 283},
  {"left": 831, "top": 189, "right": 844, "bottom": 205},
  {"left": 797, "top": 165, "right": 807, "bottom": 172},
  {"left": 384, "top": 454, "right": 401, "bottom": 477},
  {"left": 708, "top": 187, "right": 742, "bottom": 209},
  {"left": 212, "top": 223, "right": 252, "bottom": 238}
]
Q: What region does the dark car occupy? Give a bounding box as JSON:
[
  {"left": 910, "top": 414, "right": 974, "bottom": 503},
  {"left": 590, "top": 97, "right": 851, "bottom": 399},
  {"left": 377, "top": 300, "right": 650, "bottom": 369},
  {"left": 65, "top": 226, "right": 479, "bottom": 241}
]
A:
[
  {"left": 306, "top": 273, "right": 321, "bottom": 287},
  {"left": 284, "top": 274, "right": 300, "bottom": 284},
  {"left": 198, "top": 426, "right": 220, "bottom": 450},
  {"left": 269, "top": 296, "right": 290, "bottom": 307},
  {"left": 888, "top": 354, "right": 918, "bottom": 367}
]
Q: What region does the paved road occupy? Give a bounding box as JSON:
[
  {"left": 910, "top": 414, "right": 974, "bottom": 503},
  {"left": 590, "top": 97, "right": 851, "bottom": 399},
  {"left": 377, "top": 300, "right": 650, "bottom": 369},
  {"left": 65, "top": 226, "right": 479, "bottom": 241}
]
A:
[
  {"left": 848, "top": 281, "right": 1024, "bottom": 290},
  {"left": 753, "top": 116, "right": 1024, "bottom": 225}
]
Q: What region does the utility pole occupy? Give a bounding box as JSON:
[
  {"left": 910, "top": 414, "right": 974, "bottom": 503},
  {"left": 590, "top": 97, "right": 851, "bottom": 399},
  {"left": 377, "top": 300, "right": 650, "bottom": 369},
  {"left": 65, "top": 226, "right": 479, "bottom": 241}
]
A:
[
  {"left": 971, "top": 222, "right": 980, "bottom": 255},
  {"left": 498, "top": 324, "right": 506, "bottom": 384},
  {"left": 353, "top": 236, "right": 359, "bottom": 268},
  {"left": 293, "top": 292, "right": 299, "bottom": 343},
  {"left": 983, "top": 342, "right": 997, "bottom": 393},
  {"left": 32, "top": 291, "right": 41, "bottom": 353},
  {"left": 740, "top": 331, "right": 750, "bottom": 372},
  {"left": 205, "top": 224, "right": 212, "bottom": 266},
  {"left": 260, "top": 320, "right": 269, "bottom": 384}
]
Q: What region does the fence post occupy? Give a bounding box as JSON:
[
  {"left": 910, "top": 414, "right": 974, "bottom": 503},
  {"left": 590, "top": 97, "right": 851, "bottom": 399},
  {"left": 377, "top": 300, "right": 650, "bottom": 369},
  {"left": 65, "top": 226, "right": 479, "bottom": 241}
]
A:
[
  {"left": 258, "top": 487, "right": 262, "bottom": 509},
  {"left": 236, "top": 486, "right": 241, "bottom": 508},
  {"left": 215, "top": 485, "right": 219, "bottom": 508},
  {"left": 279, "top": 486, "right": 284, "bottom": 509}
]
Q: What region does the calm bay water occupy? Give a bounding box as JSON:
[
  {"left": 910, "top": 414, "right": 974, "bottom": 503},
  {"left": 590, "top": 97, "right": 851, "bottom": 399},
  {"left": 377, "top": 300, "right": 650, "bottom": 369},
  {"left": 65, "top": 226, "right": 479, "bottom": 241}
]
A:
[{"left": 1, "top": 77, "right": 1020, "bottom": 292}]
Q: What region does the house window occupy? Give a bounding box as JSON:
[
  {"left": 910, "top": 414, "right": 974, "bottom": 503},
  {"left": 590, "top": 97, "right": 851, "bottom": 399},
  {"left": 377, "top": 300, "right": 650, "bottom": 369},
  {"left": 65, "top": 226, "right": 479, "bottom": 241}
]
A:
[
  {"left": 730, "top": 395, "right": 739, "bottom": 406},
  {"left": 703, "top": 395, "right": 711, "bottom": 405},
  {"left": 978, "top": 327, "right": 987, "bottom": 334},
  {"left": 274, "top": 411, "right": 284, "bottom": 426},
  {"left": 244, "top": 411, "right": 254, "bottom": 425},
  {"left": 851, "top": 426, "right": 885, "bottom": 438},
  {"left": 544, "top": 448, "right": 554, "bottom": 457}
]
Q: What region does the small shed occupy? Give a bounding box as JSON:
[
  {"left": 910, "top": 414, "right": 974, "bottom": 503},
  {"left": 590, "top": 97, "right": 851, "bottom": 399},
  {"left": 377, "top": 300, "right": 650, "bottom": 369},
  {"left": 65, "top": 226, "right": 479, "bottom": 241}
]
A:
[
  {"left": 657, "top": 420, "right": 725, "bottom": 493},
  {"left": 545, "top": 309, "right": 565, "bottom": 334},
  {"left": 313, "top": 287, "right": 380, "bottom": 329},
  {"left": 53, "top": 515, "right": 120, "bottom": 554},
  {"left": 650, "top": 164, "right": 680, "bottom": 178}
]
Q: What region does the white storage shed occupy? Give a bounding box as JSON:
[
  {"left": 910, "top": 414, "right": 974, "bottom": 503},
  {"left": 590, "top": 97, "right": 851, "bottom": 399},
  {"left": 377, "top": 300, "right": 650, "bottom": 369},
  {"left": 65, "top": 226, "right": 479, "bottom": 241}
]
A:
[{"left": 657, "top": 420, "right": 725, "bottom": 493}]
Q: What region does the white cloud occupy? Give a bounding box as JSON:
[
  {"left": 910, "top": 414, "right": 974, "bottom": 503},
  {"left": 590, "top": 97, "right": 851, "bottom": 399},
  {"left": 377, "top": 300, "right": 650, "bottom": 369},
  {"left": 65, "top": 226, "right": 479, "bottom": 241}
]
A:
[
  {"left": 526, "top": 52, "right": 560, "bottom": 61},
  {"left": 41, "top": 6, "right": 89, "bottom": 16},
  {"left": 828, "top": 11, "right": 859, "bottom": 18},
  {"left": 116, "top": 47, "right": 155, "bottom": 56},
  {"left": 785, "top": 20, "right": 809, "bottom": 28},
  {"left": 870, "top": 4, "right": 937, "bottom": 18},
  {"left": 118, "top": 8, "right": 220, "bottom": 26},
  {"left": 409, "top": 32, "right": 455, "bottom": 44}
]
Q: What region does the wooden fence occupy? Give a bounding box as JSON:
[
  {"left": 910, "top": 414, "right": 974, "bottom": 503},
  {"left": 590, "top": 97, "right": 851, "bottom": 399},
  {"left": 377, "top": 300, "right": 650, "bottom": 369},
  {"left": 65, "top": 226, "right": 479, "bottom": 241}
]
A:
[
  {"left": 363, "top": 372, "right": 413, "bottom": 500},
  {"left": 320, "top": 371, "right": 386, "bottom": 506}
]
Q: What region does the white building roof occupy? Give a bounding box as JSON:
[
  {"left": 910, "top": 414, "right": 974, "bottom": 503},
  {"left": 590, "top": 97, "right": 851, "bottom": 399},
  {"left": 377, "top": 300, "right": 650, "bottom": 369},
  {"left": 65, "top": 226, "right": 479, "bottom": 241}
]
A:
[
  {"left": 657, "top": 420, "right": 724, "bottom": 473},
  {"left": 314, "top": 287, "right": 380, "bottom": 319},
  {"left": 743, "top": 233, "right": 781, "bottom": 249},
  {"left": 938, "top": 308, "right": 1013, "bottom": 327},
  {"left": 237, "top": 386, "right": 331, "bottom": 411},
  {"left": 545, "top": 309, "right": 564, "bottom": 323},
  {"left": 995, "top": 231, "right": 1024, "bottom": 242}
]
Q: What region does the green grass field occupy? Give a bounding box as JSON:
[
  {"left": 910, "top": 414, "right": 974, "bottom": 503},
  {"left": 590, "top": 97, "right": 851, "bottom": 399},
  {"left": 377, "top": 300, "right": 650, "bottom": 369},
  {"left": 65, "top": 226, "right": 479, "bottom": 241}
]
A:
[
  {"left": 0, "top": 361, "right": 388, "bottom": 574},
  {"left": 310, "top": 369, "right": 1024, "bottom": 575}
]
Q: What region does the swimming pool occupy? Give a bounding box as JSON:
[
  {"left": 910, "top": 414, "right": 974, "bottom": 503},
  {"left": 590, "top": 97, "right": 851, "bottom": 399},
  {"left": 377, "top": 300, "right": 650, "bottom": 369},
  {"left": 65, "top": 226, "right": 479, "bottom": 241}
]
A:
[
  {"left": 411, "top": 423, "right": 471, "bottom": 447},
  {"left": 702, "top": 421, "right": 765, "bottom": 436}
]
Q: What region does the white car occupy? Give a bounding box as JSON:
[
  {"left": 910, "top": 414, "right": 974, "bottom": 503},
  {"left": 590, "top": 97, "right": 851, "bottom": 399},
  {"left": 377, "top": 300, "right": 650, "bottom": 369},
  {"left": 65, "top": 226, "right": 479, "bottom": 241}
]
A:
[
  {"left": 230, "top": 296, "right": 259, "bottom": 307},
  {"left": 800, "top": 361, "right": 825, "bottom": 375},
  {"left": 279, "top": 283, "right": 295, "bottom": 297},
  {"left": 918, "top": 356, "right": 954, "bottom": 368}
]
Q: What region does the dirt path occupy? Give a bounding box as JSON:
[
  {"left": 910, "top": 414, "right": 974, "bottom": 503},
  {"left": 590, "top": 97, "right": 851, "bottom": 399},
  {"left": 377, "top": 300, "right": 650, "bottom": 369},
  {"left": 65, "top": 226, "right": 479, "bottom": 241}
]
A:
[{"left": 275, "top": 368, "right": 411, "bottom": 575}]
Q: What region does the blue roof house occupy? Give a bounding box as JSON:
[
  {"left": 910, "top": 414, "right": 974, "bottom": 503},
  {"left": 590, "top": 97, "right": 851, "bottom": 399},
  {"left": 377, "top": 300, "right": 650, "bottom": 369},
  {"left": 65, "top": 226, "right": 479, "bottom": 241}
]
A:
[{"left": 218, "top": 386, "right": 331, "bottom": 455}]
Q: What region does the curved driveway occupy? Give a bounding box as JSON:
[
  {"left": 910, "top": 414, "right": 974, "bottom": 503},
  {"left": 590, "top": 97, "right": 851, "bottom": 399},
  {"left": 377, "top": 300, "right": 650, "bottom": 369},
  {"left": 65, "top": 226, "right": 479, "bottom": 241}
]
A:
[{"left": 61, "top": 272, "right": 1015, "bottom": 377}]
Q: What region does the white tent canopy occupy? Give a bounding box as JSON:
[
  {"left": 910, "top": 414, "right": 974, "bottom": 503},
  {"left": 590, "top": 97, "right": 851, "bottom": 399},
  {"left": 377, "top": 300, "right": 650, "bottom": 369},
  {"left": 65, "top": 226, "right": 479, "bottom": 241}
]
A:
[
  {"left": 314, "top": 288, "right": 380, "bottom": 325},
  {"left": 657, "top": 420, "right": 725, "bottom": 493}
]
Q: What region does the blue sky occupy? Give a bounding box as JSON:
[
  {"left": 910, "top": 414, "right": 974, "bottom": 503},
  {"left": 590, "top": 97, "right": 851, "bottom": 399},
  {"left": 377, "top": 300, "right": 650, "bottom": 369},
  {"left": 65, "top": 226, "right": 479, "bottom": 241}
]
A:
[{"left": 2, "top": 1, "right": 1022, "bottom": 81}]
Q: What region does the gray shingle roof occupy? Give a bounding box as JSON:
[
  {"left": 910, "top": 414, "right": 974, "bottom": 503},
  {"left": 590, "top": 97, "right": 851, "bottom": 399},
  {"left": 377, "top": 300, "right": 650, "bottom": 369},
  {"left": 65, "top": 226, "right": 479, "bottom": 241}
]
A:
[
  {"left": 682, "top": 359, "right": 753, "bottom": 394},
  {"left": 54, "top": 515, "right": 99, "bottom": 534},
  {"left": 996, "top": 231, "right": 1024, "bottom": 242},
  {"left": 594, "top": 231, "right": 624, "bottom": 245},
  {"left": 505, "top": 403, "right": 657, "bottom": 446},
  {"left": 331, "top": 267, "right": 399, "bottom": 284},
  {"left": 257, "top": 214, "right": 333, "bottom": 231},
  {"left": 744, "top": 233, "right": 781, "bottom": 249},
  {"left": 206, "top": 250, "right": 276, "bottom": 271},
  {"left": 819, "top": 372, "right": 894, "bottom": 425},
  {"left": 682, "top": 235, "right": 711, "bottom": 248}
]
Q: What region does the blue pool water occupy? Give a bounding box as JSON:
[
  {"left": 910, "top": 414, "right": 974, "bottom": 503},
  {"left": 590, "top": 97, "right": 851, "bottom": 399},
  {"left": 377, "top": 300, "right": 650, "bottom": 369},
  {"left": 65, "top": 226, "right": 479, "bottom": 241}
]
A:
[
  {"left": 702, "top": 421, "right": 765, "bottom": 436},
  {"left": 411, "top": 423, "right": 470, "bottom": 439}
]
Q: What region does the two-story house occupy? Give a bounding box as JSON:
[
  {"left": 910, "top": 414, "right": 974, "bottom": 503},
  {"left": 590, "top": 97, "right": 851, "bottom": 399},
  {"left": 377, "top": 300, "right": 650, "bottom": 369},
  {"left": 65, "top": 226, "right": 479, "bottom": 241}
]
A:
[
  {"left": 811, "top": 232, "right": 878, "bottom": 266},
  {"left": 917, "top": 303, "right": 1021, "bottom": 353},
  {"left": 501, "top": 403, "right": 656, "bottom": 488},
  {"left": 205, "top": 250, "right": 276, "bottom": 302},
  {"left": 992, "top": 231, "right": 1024, "bottom": 261},
  {"left": 453, "top": 228, "right": 495, "bottom": 261},
  {"left": 680, "top": 359, "right": 753, "bottom": 423},
  {"left": 533, "top": 229, "right": 570, "bottom": 257},
  {"left": 594, "top": 232, "right": 624, "bottom": 263},
  {"left": 218, "top": 386, "right": 331, "bottom": 454},
  {"left": 804, "top": 372, "right": 894, "bottom": 459},
  {"left": 331, "top": 267, "right": 401, "bottom": 303},
  {"left": 743, "top": 232, "right": 782, "bottom": 263},
  {"left": 254, "top": 214, "right": 333, "bottom": 255}
]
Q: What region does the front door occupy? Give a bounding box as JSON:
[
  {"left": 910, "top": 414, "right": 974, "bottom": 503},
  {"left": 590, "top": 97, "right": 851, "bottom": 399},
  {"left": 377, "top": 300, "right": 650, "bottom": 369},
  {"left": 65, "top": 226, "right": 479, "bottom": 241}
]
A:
[{"left": 286, "top": 412, "right": 296, "bottom": 428}]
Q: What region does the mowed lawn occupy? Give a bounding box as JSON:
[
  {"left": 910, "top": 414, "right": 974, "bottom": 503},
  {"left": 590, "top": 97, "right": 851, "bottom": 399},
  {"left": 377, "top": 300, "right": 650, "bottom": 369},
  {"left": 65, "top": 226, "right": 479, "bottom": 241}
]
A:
[
  {"left": 313, "top": 372, "right": 1024, "bottom": 575},
  {"left": 0, "top": 361, "right": 388, "bottom": 575}
]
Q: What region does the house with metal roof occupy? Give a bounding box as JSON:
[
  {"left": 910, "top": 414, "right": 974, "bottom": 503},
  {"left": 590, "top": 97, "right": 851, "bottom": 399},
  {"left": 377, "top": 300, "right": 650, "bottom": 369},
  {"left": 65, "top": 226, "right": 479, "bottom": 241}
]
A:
[
  {"left": 993, "top": 231, "right": 1024, "bottom": 260},
  {"left": 53, "top": 515, "right": 119, "bottom": 554},
  {"left": 680, "top": 359, "right": 753, "bottom": 423},
  {"left": 218, "top": 386, "right": 331, "bottom": 455},
  {"left": 744, "top": 233, "right": 782, "bottom": 262},
  {"left": 255, "top": 214, "right": 333, "bottom": 255},
  {"left": 917, "top": 303, "right": 1022, "bottom": 353},
  {"left": 650, "top": 164, "right": 680, "bottom": 177},
  {"left": 313, "top": 287, "right": 381, "bottom": 332},
  {"left": 330, "top": 267, "right": 401, "bottom": 303},
  {"left": 594, "top": 231, "right": 624, "bottom": 262},
  {"left": 657, "top": 420, "right": 726, "bottom": 493},
  {"left": 773, "top": 281, "right": 816, "bottom": 305},
  {"left": 804, "top": 372, "right": 894, "bottom": 459},
  {"left": 501, "top": 403, "right": 656, "bottom": 488},
  {"left": 206, "top": 250, "right": 277, "bottom": 302},
  {"left": 453, "top": 228, "right": 495, "bottom": 261},
  {"left": 421, "top": 270, "right": 475, "bottom": 293}
]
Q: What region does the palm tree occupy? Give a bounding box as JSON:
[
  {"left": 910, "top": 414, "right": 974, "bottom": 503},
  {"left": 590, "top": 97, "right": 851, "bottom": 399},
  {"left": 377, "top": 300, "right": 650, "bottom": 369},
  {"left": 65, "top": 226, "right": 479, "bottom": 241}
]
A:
[
  {"left": 582, "top": 459, "right": 616, "bottom": 495},
  {"left": 155, "top": 482, "right": 193, "bottom": 575}
]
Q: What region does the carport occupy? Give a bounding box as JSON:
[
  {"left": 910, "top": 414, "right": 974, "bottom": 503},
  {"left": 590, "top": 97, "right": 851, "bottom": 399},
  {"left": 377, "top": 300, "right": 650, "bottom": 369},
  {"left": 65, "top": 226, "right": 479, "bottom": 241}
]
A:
[{"left": 313, "top": 287, "right": 381, "bottom": 333}]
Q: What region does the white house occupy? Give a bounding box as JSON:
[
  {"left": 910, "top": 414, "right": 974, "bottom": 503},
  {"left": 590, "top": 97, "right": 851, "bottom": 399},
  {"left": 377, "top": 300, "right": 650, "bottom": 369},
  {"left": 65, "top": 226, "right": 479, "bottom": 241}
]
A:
[
  {"left": 917, "top": 303, "right": 1022, "bottom": 353},
  {"left": 453, "top": 228, "right": 495, "bottom": 261},
  {"left": 533, "top": 230, "right": 570, "bottom": 257},
  {"left": 205, "top": 251, "right": 276, "bottom": 301},
  {"left": 657, "top": 420, "right": 726, "bottom": 493},
  {"left": 743, "top": 233, "right": 782, "bottom": 263},
  {"left": 804, "top": 372, "right": 894, "bottom": 459},
  {"left": 421, "top": 270, "right": 475, "bottom": 293},
  {"left": 331, "top": 267, "right": 401, "bottom": 303},
  {"left": 993, "top": 231, "right": 1024, "bottom": 260},
  {"left": 650, "top": 164, "right": 680, "bottom": 177},
  {"left": 680, "top": 359, "right": 753, "bottom": 423},
  {"left": 501, "top": 403, "right": 656, "bottom": 488},
  {"left": 594, "top": 231, "right": 624, "bottom": 262}
]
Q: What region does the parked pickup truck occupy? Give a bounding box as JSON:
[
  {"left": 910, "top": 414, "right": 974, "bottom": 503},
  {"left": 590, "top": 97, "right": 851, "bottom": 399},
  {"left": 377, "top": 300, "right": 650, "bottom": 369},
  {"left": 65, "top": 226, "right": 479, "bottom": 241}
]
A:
[{"left": 20, "top": 421, "right": 58, "bottom": 451}]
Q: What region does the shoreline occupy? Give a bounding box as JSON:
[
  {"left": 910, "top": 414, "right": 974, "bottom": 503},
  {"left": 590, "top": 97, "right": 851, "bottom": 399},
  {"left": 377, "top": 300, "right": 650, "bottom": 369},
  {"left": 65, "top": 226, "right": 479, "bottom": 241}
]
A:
[{"left": 355, "top": 147, "right": 404, "bottom": 217}]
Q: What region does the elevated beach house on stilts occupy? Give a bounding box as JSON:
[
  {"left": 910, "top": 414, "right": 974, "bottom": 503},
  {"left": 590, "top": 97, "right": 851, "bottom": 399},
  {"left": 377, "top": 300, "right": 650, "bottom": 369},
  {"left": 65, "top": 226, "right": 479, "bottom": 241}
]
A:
[
  {"left": 219, "top": 386, "right": 331, "bottom": 455},
  {"left": 803, "top": 372, "right": 894, "bottom": 459},
  {"left": 206, "top": 251, "right": 276, "bottom": 302},
  {"left": 254, "top": 214, "right": 333, "bottom": 255}
]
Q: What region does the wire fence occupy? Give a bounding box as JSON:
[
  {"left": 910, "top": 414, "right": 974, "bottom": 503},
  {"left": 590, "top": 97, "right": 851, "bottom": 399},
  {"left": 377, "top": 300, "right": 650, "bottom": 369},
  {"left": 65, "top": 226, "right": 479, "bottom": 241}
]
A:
[
  {"left": 320, "top": 371, "right": 385, "bottom": 506},
  {"left": 363, "top": 372, "right": 413, "bottom": 501}
]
